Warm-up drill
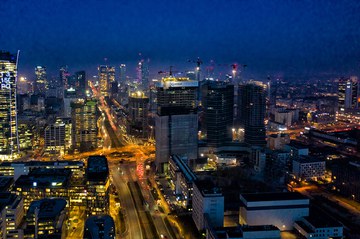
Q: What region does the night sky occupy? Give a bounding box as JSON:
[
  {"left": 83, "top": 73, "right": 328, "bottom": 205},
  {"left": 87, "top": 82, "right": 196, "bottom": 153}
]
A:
[{"left": 1, "top": 0, "right": 360, "bottom": 80}]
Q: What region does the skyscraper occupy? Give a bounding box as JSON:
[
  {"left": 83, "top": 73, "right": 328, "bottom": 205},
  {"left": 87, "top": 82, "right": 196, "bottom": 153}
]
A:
[
  {"left": 137, "top": 59, "right": 149, "bottom": 89},
  {"left": 34, "top": 66, "right": 47, "bottom": 94},
  {"left": 201, "top": 81, "right": 234, "bottom": 147},
  {"left": 75, "top": 70, "right": 86, "bottom": 98},
  {"left": 155, "top": 77, "right": 198, "bottom": 172},
  {"left": 59, "top": 65, "right": 70, "bottom": 90},
  {"left": 338, "top": 77, "right": 359, "bottom": 112},
  {"left": 238, "top": 81, "right": 266, "bottom": 146},
  {"left": 119, "top": 64, "right": 126, "bottom": 83},
  {"left": 128, "top": 91, "right": 149, "bottom": 139},
  {"left": 0, "top": 51, "right": 19, "bottom": 160},
  {"left": 71, "top": 99, "right": 98, "bottom": 152},
  {"left": 98, "top": 65, "right": 115, "bottom": 97}
]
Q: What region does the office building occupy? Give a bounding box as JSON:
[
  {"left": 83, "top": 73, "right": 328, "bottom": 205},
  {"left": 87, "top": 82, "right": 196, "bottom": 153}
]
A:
[
  {"left": 0, "top": 160, "right": 84, "bottom": 180},
  {"left": 294, "top": 214, "right": 343, "bottom": 239},
  {"left": 98, "top": 65, "right": 115, "bottom": 97},
  {"left": 239, "top": 192, "right": 309, "bottom": 230},
  {"left": 71, "top": 99, "right": 98, "bottom": 152},
  {"left": 267, "top": 133, "right": 290, "bottom": 150},
  {"left": 86, "top": 156, "right": 110, "bottom": 216},
  {"left": 128, "top": 91, "right": 149, "bottom": 139},
  {"left": 14, "top": 169, "right": 71, "bottom": 210},
  {"left": 0, "top": 51, "right": 20, "bottom": 160},
  {"left": 201, "top": 81, "right": 234, "bottom": 147},
  {"left": 25, "top": 198, "right": 67, "bottom": 239},
  {"left": 292, "top": 156, "right": 325, "bottom": 180},
  {"left": 155, "top": 77, "right": 198, "bottom": 172},
  {"left": 238, "top": 81, "right": 266, "bottom": 146},
  {"left": 34, "top": 66, "right": 47, "bottom": 94},
  {"left": 83, "top": 214, "right": 115, "bottom": 239},
  {"left": 192, "top": 179, "right": 224, "bottom": 231},
  {"left": 63, "top": 87, "right": 79, "bottom": 117},
  {"left": 0, "top": 193, "right": 24, "bottom": 239},
  {"left": 338, "top": 76, "right": 359, "bottom": 112},
  {"left": 44, "top": 119, "right": 66, "bottom": 156}
]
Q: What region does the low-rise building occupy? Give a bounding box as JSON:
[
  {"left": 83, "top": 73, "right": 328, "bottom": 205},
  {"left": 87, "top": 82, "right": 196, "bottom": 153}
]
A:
[
  {"left": 332, "top": 161, "right": 360, "bottom": 202},
  {"left": 239, "top": 192, "right": 309, "bottom": 231},
  {"left": 292, "top": 156, "right": 325, "bottom": 180},
  {"left": 0, "top": 193, "right": 24, "bottom": 239},
  {"left": 268, "top": 134, "right": 290, "bottom": 150},
  {"left": 294, "top": 214, "right": 343, "bottom": 239},
  {"left": 24, "top": 198, "right": 67, "bottom": 239},
  {"left": 206, "top": 224, "right": 280, "bottom": 239},
  {"left": 284, "top": 141, "right": 309, "bottom": 157},
  {"left": 14, "top": 169, "right": 71, "bottom": 210},
  {"left": 192, "top": 179, "right": 224, "bottom": 231},
  {"left": 0, "top": 160, "right": 84, "bottom": 181},
  {"left": 169, "top": 155, "right": 197, "bottom": 208}
]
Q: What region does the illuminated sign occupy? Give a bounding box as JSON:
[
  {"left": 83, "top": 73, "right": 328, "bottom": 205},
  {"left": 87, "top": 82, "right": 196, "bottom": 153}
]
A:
[{"left": 0, "top": 72, "right": 12, "bottom": 90}]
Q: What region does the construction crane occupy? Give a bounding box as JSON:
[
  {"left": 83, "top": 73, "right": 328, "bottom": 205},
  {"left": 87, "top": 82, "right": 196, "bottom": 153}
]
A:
[
  {"left": 158, "top": 66, "right": 182, "bottom": 77},
  {"left": 217, "top": 63, "right": 247, "bottom": 82}
]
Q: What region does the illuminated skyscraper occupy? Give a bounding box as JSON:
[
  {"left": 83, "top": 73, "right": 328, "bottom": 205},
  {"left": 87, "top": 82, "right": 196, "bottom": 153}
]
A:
[
  {"left": 98, "top": 65, "right": 115, "bottom": 97},
  {"left": 34, "top": 66, "right": 47, "bottom": 94},
  {"left": 155, "top": 77, "right": 198, "bottom": 172},
  {"left": 0, "top": 51, "right": 19, "bottom": 160},
  {"left": 238, "top": 81, "right": 266, "bottom": 146},
  {"left": 71, "top": 99, "right": 98, "bottom": 152},
  {"left": 338, "top": 77, "right": 359, "bottom": 112},
  {"left": 128, "top": 91, "right": 149, "bottom": 139},
  {"left": 59, "top": 65, "right": 70, "bottom": 90},
  {"left": 137, "top": 59, "right": 149, "bottom": 89}
]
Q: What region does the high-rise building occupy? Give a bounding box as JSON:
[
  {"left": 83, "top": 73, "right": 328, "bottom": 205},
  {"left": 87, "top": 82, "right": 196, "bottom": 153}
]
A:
[
  {"left": 119, "top": 64, "right": 126, "bottom": 83},
  {"left": 238, "top": 81, "right": 266, "bottom": 146},
  {"left": 201, "top": 81, "right": 234, "bottom": 147},
  {"left": 338, "top": 77, "right": 359, "bottom": 112},
  {"left": 34, "top": 66, "right": 47, "bottom": 94},
  {"left": 71, "top": 99, "right": 98, "bottom": 152},
  {"left": 0, "top": 193, "right": 24, "bottom": 239},
  {"left": 137, "top": 59, "right": 149, "bottom": 89},
  {"left": 75, "top": 70, "right": 86, "bottom": 98},
  {"left": 0, "top": 51, "right": 19, "bottom": 160},
  {"left": 155, "top": 77, "right": 198, "bottom": 172},
  {"left": 59, "top": 66, "right": 70, "bottom": 90},
  {"left": 128, "top": 91, "right": 149, "bottom": 139},
  {"left": 86, "top": 156, "right": 110, "bottom": 216},
  {"left": 98, "top": 65, "right": 115, "bottom": 97},
  {"left": 44, "top": 118, "right": 71, "bottom": 156}
]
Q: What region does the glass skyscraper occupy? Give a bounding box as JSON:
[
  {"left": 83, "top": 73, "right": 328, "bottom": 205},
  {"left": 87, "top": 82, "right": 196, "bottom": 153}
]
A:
[{"left": 0, "top": 51, "right": 19, "bottom": 159}]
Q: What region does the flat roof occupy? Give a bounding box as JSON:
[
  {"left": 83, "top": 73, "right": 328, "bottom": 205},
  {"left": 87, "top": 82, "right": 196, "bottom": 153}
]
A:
[
  {"left": 87, "top": 156, "right": 109, "bottom": 182},
  {"left": 28, "top": 198, "right": 67, "bottom": 219},
  {"left": 293, "top": 156, "right": 325, "bottom": 164},
  {"left": 195, "top": 179, "right": 222, "bottom": 197},
  {"left": 14, "top": 169, "right": 71, "bottom": 188},
  {"left": 241, "top": 192, "right": 308, "bottom": 202},
  {"left": 304, "top": 214, "right": 342, "bottom": 228}
]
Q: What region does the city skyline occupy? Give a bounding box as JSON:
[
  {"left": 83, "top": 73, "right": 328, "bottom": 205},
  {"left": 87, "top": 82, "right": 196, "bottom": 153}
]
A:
[{"left": 1, "top": 0, "right": 360, "bottom": 79}]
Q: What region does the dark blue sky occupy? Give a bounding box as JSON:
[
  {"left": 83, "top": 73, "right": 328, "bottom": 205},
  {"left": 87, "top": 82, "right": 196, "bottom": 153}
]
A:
[{"left": 1, "top": 0, "right": 360, "bottom": 80}]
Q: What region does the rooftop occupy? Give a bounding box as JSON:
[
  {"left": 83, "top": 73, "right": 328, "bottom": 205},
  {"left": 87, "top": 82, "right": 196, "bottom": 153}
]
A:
[
  {"left": 241, "top": 192, "right": 308, "bottom": 202},
  {"left": 195, "top": 179, "right": 222, "bottom": 197},
  {"left": 14, "top": 169, "right": 71, "bottom": 189},
  {"left": 27, "top": 198, "right": 67, "bottom": 219},
  {"left": 87, "top": 156, "right": 109, "bottom": 182},
  {"left": 84, "top": 214, "right": 115, "bottom": 239}
]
